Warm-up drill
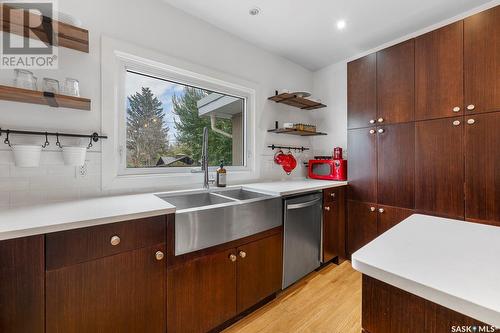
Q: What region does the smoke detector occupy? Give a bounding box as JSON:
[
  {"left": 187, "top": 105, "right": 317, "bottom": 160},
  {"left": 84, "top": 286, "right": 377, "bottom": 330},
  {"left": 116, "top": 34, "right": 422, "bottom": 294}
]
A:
[{"left": 249, "top": 7, "right": 261, "bottom": 16}]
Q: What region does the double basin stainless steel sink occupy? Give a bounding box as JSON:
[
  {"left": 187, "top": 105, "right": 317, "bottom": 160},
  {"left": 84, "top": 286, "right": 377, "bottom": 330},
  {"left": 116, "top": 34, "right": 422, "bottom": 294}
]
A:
[{"left": 156, "top": 188, "right": 282, "bottom": 255}]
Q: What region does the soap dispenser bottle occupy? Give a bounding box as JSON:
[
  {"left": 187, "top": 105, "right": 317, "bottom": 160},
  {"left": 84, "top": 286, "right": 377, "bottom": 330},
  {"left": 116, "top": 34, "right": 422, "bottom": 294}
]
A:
[{"left": 216, "top": 160, "right": 227, "bottom": 187}]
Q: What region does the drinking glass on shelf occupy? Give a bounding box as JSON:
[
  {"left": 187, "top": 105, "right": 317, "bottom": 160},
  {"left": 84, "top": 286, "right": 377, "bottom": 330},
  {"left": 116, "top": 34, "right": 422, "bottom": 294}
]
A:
[
  {"left": 42, "top": 78, "right": 60, "bottom": 94},
  {"left": 14, "top": 69, "right": 37, "bottom": 90},
  {"left": 64, "top": 78, "right": 80, "bottom": 97}
]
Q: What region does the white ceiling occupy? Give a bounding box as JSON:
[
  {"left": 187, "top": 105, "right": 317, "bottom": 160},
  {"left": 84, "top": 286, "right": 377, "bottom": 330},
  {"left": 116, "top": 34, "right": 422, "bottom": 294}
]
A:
[{"left": 162, "top": 0, "right": 495, "bottom": 71}]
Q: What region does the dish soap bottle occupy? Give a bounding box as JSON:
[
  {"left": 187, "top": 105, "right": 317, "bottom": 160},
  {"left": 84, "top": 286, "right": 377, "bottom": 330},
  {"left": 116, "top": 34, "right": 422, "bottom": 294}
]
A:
[{"left": 216, "top": 160, "right": 227, "bottom": 187}]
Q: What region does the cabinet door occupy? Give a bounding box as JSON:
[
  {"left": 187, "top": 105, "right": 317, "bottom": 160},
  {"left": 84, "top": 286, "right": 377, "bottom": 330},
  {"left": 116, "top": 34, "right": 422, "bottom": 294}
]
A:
[
  {"left": 347, "top": 128, "right": 377, "bottom": 203},
  {"left": 0, "top": 236, "right": 44, "bottom": 333},
  {"left": 377, "top": 40, "right": 415, "bottom": 124},
  {"left": 167, "top": 249, "right": 237, "bottom": 333},
  {"left": 46, "top": 244, "right": 166, "bottom": 333},
  {"left": 347, "top": 201, "right": 378, "bottom": 255},
  {"left": 415, "top": 21, "right": 464, "bottom": 120},
  {"left": 236, "top": 233, "right": 282, "bottom": 313},
  {"left": 377, "top": 205, "right": 414, "bottom": 234},
  {"left": 323, "top": 187, "right": 346, "bottom": 262},
  {"left": 377, "top": 123, "right": 415, "bottom": 209},
  {"left": 464, "top": 5, "right": 500, "bottom": 114},
  {"left": 415, "top": 117, "right": 464, "bottom": 219},
  {"left": 348, "top": 53, "right": 377, "bottom": 129},
  {"left": 465, "top": 112, "right": 500, "bottom": 225}
]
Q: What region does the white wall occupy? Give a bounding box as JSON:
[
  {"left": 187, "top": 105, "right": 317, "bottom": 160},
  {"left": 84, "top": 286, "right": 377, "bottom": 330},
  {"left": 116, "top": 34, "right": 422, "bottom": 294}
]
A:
[
  {"left": 311, "top": 62, "right": 348, "bottom": 157},
  {"left": 0, "top": 0, "right": 315, "bottom": 208}
]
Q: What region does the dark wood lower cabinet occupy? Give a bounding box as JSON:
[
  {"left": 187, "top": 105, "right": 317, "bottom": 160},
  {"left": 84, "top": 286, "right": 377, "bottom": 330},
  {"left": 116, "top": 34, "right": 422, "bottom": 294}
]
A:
[
  {"left": 0, "top": 236, "right": 45, "bottom": 333},
  {"left": 348, "top": 202, "right": 414, "bottom": 256},
  {"left": 362, "top": 275, "right": 489, "bottom": 333},
  {"left": 46, "top": 244, "right": 167, "bottom": 333},
  {"left": 347, "top": 201, "right": 378, "bottom": 255},
  {"left": 167, "top": 248, "right": 237, "bottom": 333},
  {"left": 167, "top": 232, "right": 283, "bottom": 333},
  {"left": 323, "top": 187, "right": 346, "bottom": 262},
  {"left": 377, "top": 205, "right": 414, "bottom": 234},
  {"left": 236, "top": 233, "right": 282, "bottom": 313}
]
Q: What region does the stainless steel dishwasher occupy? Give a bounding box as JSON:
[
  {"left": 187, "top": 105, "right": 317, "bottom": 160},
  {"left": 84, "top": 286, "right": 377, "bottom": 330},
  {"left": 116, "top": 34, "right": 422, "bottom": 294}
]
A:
[{"left": 283, "top": 191, "right": 323, "bottom": 289}]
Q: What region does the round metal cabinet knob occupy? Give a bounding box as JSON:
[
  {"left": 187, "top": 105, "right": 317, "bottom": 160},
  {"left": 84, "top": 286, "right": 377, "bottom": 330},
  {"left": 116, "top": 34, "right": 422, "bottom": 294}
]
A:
[
  {"left": 370, "top": 206, "right": 376, "bottom": 212},
  {"left": 467, "top": 104, "right": 475, "bottom": 111},
  {"left": 110, "top": 235, "right": 121, "bottom": 246},
  {"left": 324, "top": 206, "right": 331, "bottom": 211},
  {"left": 369, "top": 119, "right": 376, "bottom": 124},
  {"left": 377, "top": 118, "right": 384, "bottom": 123},
  {"left": 369, "top": 129, "right": 376, "bottom": 134},
  {"left": 155, "top": 251, "right": 164, "bottom": 261},
  {"left": 229, "top": 254, "right": 237, "bottom": 262},
  {"left": 378, "top": 208, "right": 385, "bottom": 213},
  {"left": 378, "top": 128, "right": 385, "bottom": 134},
  {"left": 452, "top": 106, "right": 460, "bottom": 113},
  {"left": 239, "top": 251, "right": 247, "bottom": 258},
  {"left": 467, "top": 118, "right": 475, "bottom": 125},
  {"left": 452, "top": 120, "right": 461, "bottom": 126},
  {"left": 330, "top": 193, "right": 336, "bottom": 198}
]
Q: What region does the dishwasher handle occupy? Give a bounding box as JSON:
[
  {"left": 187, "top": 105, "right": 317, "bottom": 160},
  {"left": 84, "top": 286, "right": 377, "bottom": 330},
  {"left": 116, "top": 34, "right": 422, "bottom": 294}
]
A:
[{"left": 287, "top": 198, "right": 322, "bottom": 210}]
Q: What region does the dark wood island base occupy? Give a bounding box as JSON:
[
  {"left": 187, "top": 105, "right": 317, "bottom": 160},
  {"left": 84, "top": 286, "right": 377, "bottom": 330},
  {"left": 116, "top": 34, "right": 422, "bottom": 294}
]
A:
[{"left": 362, "top": 275, "right": 496, "bottom": 333}]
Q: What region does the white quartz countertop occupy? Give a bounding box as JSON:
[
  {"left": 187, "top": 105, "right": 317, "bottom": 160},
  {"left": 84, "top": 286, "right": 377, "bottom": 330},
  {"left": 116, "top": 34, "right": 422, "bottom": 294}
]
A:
[
  {"left": 242, "top": 179, "right": 347, "bottom": 196},
  {"left": 0, "top": 179, "right": 346, "bottom": 241},
  {"left": 0, "top": 194, "right": 175, "bottom": 241},
  {"left": 352, "top": 214, "right": 500, "bottom": 326}
]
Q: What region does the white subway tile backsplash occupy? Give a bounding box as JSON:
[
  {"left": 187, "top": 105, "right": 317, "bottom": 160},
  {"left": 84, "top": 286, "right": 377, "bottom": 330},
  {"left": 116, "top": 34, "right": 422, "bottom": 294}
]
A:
[
  {"left": 0, "top": 178, "right": 30, "bottom": 191},
  {"left": 9, "top": 191, "right": 43, "bottom": 208},
  {"left": 0, "top": 165, "right": 10, "bottom": 177}
]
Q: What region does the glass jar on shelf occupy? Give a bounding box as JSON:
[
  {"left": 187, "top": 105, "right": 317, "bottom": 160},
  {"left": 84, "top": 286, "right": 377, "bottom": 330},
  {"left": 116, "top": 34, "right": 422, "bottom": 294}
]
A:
[
  {"left": 42, "top": 78, "right": 60, "bottom": 94},
  {"left": 63, "top": 78, "right": 80, "bottom": 97},
  {"left": 14, "top": 69, "right": 37, "bottom": 90}
]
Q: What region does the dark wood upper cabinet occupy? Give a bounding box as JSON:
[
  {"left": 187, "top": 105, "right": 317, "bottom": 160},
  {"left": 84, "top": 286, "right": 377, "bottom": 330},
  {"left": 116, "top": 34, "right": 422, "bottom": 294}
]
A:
[
  {"left": 46, "top": 244, "right": 167, "bottom": 333},
  {"left": 0, "top": 236, "right": 44, "bottom": 333},
  {"left": 347, "top": 200, "right": 378, "bottom": 256},
  {"left": 415, "top": 117, "right": 464, "bottom": 219},
  {"left": 167, "top": 248, "right": 237, "bottom": 333},
  {"left": 377, "top": 123, "right": 415, "bottom": 209},
  {"left": 348, "top": 53, "right": 377, "bottom": 129},
  {"left": 415, "top": 21, "right": 464, "bottom": 120},
  {"left": 377, "top": 40, "right": 415, "bottom": 124},
  {"left": 377, "top": 205, "right": 414, "bottom": 234},
  {"left": 347, "top": 128, "right": 377, "bottom": 203},
  {"left": 464, "top": 5, "right": 500, "bottom": 114},
  {"left": 236, "top": 233, "right": 282, "bottom": 313},
  {"left": 465, "top": 111, "right": 500, "bottom": 225},
  {"left": 323, "top": 187, "right": 346, "bottom": 262}
]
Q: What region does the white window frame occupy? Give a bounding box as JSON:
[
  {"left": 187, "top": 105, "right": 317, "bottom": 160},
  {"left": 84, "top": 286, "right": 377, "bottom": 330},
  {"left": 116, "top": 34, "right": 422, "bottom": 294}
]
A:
[{"left": 101, "top": 37, "right": 257, "bottom": 190}]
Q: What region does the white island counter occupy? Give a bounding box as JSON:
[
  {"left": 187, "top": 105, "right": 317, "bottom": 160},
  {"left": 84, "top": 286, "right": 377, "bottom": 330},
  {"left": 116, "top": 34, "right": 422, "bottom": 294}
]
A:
[{"left": 352, "top": 214, "right": 500, "bottom": 326}]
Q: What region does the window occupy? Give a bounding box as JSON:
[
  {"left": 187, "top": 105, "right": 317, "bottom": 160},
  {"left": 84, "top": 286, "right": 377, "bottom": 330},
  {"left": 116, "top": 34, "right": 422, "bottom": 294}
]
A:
[{"left": 124, "top": 70, "right": 245, "bottom": 171}]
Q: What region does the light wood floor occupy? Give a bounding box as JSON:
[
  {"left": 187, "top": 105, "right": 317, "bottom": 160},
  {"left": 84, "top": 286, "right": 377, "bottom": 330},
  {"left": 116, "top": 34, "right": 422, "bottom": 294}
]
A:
[{"left": 223, "top": 261, "right": 362, "bottom": 333}]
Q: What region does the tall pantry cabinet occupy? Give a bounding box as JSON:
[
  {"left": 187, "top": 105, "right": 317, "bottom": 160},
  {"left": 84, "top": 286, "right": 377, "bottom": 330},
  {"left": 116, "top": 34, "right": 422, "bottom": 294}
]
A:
[{"left": 347, "top": 5, "right": 500, "bottom": 255}]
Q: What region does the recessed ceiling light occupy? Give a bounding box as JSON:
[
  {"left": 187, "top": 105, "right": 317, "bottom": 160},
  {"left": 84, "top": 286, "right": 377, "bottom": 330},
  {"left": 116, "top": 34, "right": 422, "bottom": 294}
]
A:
[
  {"left": 249, "top": 7, "right": 261, "bottom": 16},
  {"left": 336, "top": 20, "right": 346, "bottom": 30}
]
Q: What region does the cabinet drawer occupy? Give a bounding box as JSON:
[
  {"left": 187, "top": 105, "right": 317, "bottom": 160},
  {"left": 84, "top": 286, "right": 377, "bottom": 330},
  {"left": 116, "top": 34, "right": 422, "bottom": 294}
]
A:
[
  {"left": 46, "top": 215, "right": 166, "bottom": 270},
  {"left": 323, "top": 187, "right": 340, "bottom": 203}
]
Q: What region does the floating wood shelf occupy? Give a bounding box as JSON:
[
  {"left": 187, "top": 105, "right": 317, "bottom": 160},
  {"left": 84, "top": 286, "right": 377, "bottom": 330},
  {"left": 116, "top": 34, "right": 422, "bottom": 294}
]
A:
[
  {"left": 0, "top": 85, "right": 91, "bottom": 111},
  {"left": 0, "top": 4, "right": 89, "bottom": 53},
  {"left": 268, "top": 91, "right": 326, "bottom": 110},
  {"left": 268, "top": 128, "right": 327, "bottom": 136}
]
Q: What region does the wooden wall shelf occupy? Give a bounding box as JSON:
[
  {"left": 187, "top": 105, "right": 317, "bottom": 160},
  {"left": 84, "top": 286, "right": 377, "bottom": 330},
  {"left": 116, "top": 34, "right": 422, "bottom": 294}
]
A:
[
  {"left": 1, "top": 4, "right": 89, "bottom": 53},
  {"left": 0, "top": 85, "right": 91, "bottom": 111},
  {"left": 268, "top": 92, "right": 326, "bottom": 110},
  {"left": 268, "top": 128, "right": 327, "bottom": 137}
]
